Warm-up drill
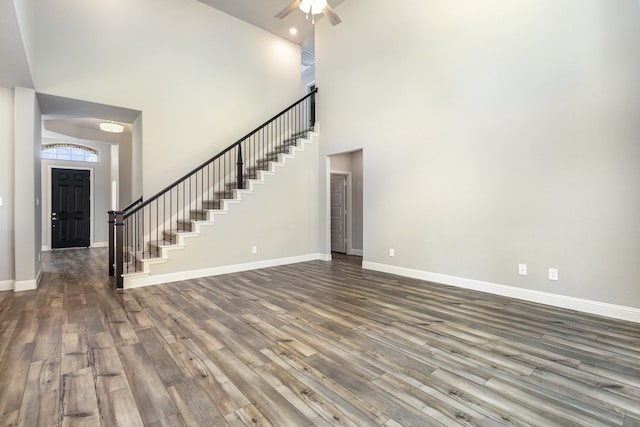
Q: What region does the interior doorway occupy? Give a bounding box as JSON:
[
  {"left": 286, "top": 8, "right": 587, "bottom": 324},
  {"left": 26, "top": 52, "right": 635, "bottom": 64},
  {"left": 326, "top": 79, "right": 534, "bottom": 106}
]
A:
[
  {"left": 328, "top": 150, "right": 363, "bottom": 257},
  {"left": 51, "top": 168, "right": 91, "bottom": 248},
  {"left": 330, "top": 173, "right": 347, "bottom": 253}
]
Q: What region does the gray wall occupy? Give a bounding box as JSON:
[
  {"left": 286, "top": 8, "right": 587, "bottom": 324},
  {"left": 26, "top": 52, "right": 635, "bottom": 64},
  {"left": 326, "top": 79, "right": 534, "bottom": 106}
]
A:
[
  {"left": 130, "top": 138, "right": 321, "bottom": 286},
  {"left": 31, "top": 0, "right": 302, "bottom": 197},
  {"left": 316, "top": 0, "right": 640, "bottom": 309},
  {"left": 14, "top": 86, "right": 42, "bottom": 286},
  {"left": 0, "top": 88, "right": 15, "bottom": 285}
]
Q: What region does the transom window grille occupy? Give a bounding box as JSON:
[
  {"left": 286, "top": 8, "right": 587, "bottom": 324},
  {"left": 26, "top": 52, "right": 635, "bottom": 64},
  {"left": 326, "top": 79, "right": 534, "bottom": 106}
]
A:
[{"left": 41, "top": 143, "right": 99, "bottom": 163}]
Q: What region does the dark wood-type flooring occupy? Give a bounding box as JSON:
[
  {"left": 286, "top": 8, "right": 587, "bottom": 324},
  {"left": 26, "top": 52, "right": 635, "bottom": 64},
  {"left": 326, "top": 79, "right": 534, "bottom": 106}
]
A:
[{"left": 1, "top": 248, "right": 639, "bottom": 426}]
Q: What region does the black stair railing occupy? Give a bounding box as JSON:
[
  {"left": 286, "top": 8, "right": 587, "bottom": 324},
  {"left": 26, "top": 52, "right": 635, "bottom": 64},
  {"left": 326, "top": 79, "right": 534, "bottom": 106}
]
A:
[
  {"left": 108, "top": 196, "right": 142, "bottom": 277},
  {"left": 108, "top": 89, "right": 317, "bottom": 289}
]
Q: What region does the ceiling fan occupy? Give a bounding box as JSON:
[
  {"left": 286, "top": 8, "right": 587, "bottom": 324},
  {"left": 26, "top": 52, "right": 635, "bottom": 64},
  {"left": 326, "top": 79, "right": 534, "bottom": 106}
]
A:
[{"left": 275, "top": 0, "right": 342, "bottom": 25}]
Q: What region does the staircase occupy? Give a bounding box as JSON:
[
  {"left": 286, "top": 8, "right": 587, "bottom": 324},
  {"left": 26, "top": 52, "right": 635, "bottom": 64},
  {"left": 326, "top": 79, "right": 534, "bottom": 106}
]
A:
[{"left": 109, "top": 90, "right": 319, "bottom": 289}]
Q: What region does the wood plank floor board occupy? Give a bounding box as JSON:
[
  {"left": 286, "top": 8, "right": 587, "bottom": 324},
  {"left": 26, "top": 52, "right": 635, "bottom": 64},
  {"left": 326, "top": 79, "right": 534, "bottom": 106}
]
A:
[
  {"left": 32, "top": 314, "right": 63, "bottom": 363},
  {"left": 17, "top": 359, "right": 61, "bottom": 427},
  {"left": 179, "top": 337, "right": 252, "bottom": 415},
  {"left": 61, "top": 328, "right": 90, "bottom": 375},
  {"left": 98, "top": 388, "right": 145, "bottom": 427},
  {"left": 60, "top": 367, "right": 100, "bottom": 426},
  {"left": 136, "top": 327, "right": 186, "bottom": 388},
  {"left": 254, "top": 363, "right": 332, "bottom": 426},
  {"left": 260, "top": 346, "right": 389, "bottom": 426},
  {"left": 505, "top": 350, "right": 640, "bottom": 402},
  {"left": 531, "top": 367, "right": 640, "bottom": 417},
  {"left": 357, "top": 324, "right": 495, "bottom": 385},
  {"left": 431, "top": 367, "right": 579, "bottom": 426},
  {"left": 167, "top": 379, "right": 228, "bottom": 426},
  {"left": 92, "top": 345, "right": 129, "bottom": 396},
  {"left": 1, "top": 248, "right": 638, "bottom": 426},
  {"left": 0, "top": 342, "right": 35, "bottom": 419},
  {"left": 118, "top": 342, "right": 179, "bottom": 425},
  {"left": 486, "top": 372, "right": 625, "bottom": 426},
  {"left": 202, "top": 317, "right": 271, "bottom": 368},
  {"left": 0, "top": 320, "right": 17, "bottom": 361},
  {"left": 7, "top": 310, "right": 39, "bottom": 348},
  {"left": 225, "top": 404, "right": 273, "bottom": 427},
  {"left": 210, "top": 347, "right": 314, "bottom": 427},
  {"left": 154, "top": 302, "right": 225, "bottom": 353},
  {"left": 624, "top": 414, "right": 640, "bottom": 427},
  {"left": 255, "top": 360, "right": 360, "bottom": 427},
  {"left": 304, "top": 352, "right": 449, "bottom": 427},
  {"left": 372, "top": 372, "right": 497, "bottom": 427}
]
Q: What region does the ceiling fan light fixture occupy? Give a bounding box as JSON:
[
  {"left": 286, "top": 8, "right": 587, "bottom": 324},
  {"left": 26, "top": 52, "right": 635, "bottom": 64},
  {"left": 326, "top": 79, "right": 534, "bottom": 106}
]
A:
[
  {"left": 99, "top": 122, "right": 124, "bottom": 133},
  {"left": 299, "top": 0, "right": 312, "bottom": 14},
  {"left": 311, "top": 0, "right": 327, "bottom": 15},
  {"left": 299, "top": 0, "right": 326, "bottom": 16}
]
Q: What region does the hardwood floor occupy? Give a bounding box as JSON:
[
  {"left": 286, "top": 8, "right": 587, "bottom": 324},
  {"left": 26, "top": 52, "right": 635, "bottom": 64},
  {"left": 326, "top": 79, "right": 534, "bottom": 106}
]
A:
[{"left": 1, "top": 248, "right": 639, "bottom": 426}]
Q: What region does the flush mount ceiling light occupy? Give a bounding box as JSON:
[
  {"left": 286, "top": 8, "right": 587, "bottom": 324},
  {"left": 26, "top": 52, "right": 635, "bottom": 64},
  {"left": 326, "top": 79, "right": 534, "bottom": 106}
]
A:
[{"left": 99, "top": 122, "right": 124, "bottom": 133}]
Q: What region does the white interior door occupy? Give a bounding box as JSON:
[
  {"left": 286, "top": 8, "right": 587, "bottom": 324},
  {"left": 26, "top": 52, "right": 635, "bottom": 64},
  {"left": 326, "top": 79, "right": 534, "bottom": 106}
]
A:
[{"left": 331, "top": 174, "right": 347, "bottom": 253}]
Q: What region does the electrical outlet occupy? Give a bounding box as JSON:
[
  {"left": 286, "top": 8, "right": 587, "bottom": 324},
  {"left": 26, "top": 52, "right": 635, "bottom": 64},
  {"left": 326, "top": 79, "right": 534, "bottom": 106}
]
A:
[
  {"left": 549, "top": 268, "right": 558, "bottom": 281},
  {"left": 389, "top": 248, "right": 395, "bottom": 257},
  {"left": 251, "top": 246, "right": 257, "bottom": 254},
  {"left": 518, "top": 264, "right": 527, "bottom": 276}
]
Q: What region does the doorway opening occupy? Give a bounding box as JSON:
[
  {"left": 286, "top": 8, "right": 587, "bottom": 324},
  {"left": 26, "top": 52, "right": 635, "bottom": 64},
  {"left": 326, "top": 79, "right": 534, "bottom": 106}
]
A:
[
  {"left": 330, "top": 173, "right": 348, "bottom": 253},
  {"left": 328, "top": 149, "right": 363, "bottom": 259}
]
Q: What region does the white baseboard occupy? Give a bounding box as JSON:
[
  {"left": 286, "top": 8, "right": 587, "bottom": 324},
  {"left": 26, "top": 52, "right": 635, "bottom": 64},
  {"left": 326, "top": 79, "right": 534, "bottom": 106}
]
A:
[
  {"left": 14, "top": 269, "right": 43, "bottom": 292},
  {"left": 363, "top": 261, "right": 640, "bottom": 324},
  {"left": 14, "top": 280, "right": 37, "bottom": 291},
  {"left": 92, "top": 241, "right": 108, "bottom": 248},
  {"left": 42, "top": 245, "right": 50, "bottom": 251},
  {"left": 350, "top": 249, "right": 363, "bottom": 256},
  {"left": 0, "top": 280, "right": 14, "bottom": 291},
  {"left": 318, "top": 253, "right": 332, "bottom": 261},
  {"left": 125, "top": 253, "right": 331, "bottom": 289}
]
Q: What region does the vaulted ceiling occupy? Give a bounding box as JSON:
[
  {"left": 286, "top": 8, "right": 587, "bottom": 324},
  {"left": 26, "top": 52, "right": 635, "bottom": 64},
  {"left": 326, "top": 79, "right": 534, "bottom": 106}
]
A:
[
  {"left": 198, "top": 0, "right": 346, "bottom": 52},
  {"left": 1, "top": 0, "right": 345, "bottom": 142}
]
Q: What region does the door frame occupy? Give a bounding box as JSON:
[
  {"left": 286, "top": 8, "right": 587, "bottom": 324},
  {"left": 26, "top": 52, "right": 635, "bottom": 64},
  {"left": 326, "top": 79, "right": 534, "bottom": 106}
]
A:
[
  {"left": 329, "top": 170, "right": 353, "bottom": 255},
  {"left": 45, "top": 165, "right": 95, "bottom": 250}
]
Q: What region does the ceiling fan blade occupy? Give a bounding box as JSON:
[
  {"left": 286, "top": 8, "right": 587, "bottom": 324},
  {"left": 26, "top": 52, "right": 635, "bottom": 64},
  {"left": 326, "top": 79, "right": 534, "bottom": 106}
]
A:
[
  {"left": 275, "top": 0, "right": 302, "bottom": 19},
  {"left": 323, "top": 3, "right": 342, "bottom": 26}
]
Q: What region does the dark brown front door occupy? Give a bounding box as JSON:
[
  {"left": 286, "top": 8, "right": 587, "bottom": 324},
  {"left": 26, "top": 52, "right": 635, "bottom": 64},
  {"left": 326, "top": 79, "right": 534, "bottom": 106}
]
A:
[{"left": 51, "top": 168, "right": 90, "bottom": 249}]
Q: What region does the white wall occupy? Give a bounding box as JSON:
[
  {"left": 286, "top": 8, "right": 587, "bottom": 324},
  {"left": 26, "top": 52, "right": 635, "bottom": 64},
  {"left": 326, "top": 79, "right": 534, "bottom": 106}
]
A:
[
  {"left": 317, "top": 0, "right": 640, "bottom": 311},
  {"left": 0, "top": 88, "right": 16, "bottom": 287},
  {"left": 31, "top": 0, "right": 302, "bottom": 197}
]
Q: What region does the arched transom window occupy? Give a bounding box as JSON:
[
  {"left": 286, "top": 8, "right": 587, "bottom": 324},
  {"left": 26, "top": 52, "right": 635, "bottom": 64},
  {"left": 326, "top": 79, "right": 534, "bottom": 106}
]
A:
[{"left": 41, "top": 143, "right": 99, "bottom": 163}]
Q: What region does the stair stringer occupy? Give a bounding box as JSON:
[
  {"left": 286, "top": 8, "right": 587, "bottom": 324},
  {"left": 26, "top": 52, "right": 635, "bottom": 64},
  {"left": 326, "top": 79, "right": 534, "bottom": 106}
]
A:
[{"left": 123, "top": 131, "right": 327, "bottom": 288}]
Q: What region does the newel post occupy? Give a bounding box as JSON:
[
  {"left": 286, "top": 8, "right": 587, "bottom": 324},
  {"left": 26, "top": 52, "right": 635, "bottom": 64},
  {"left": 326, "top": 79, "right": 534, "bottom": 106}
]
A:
[
  {"left": 108, "top": 211, "right": 115, "bottom": 277},
  {"left": 115, "top": 211, "right": 125, "bottom": 290},
  {"left": 236, "top": 145, "right": 244, "bottom": 190}
]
